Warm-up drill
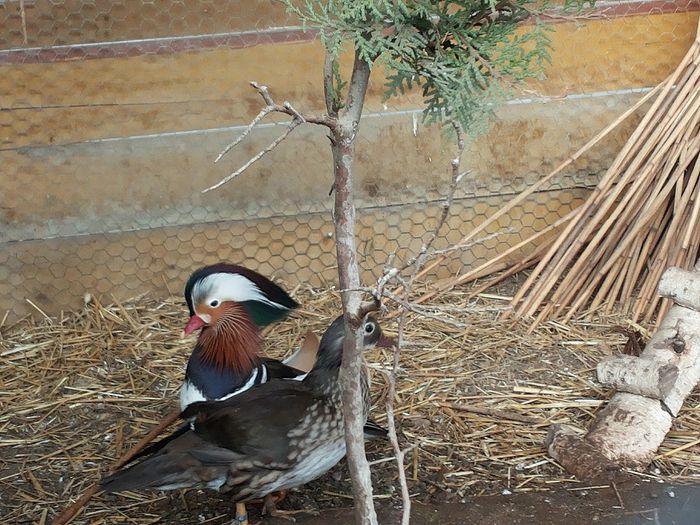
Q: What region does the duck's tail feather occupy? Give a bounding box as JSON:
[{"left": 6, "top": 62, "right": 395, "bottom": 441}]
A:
[
  {"left": 363, "top": 420, "right": 389, "bottom": 440},
  {"left": 122, "top": 423, "right": 190, "bottom": 467},
  {"left": 101, "top": 432, "right": 236, "bottom": 493}
]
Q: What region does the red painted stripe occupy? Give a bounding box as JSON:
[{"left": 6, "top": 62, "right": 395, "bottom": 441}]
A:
[
  {"left": 596, "top": 0, "right": 699, "bottom": 17},
  {"left": 0, "top": 28, "right": 318, "bottom": 65},
  {"left": 0, "top": 0, "right": 698, "bottom": 65}
]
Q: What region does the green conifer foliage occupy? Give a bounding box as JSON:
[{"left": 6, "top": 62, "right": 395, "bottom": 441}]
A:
[{"left": 285, "top": 0, "right": 591, "bottom": 129}]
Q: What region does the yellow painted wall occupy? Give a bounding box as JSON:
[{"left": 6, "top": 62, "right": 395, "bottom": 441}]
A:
[
  {"left": 1, "top": 7, "right": 699, "bottom": 318},
  {"left": 2, "top": 12, "right": 697, "bottom": 149}
]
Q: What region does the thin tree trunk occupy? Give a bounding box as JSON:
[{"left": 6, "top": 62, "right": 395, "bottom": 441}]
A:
[{"left": 331, "top": 50, "right": 378, "bottom": 525}]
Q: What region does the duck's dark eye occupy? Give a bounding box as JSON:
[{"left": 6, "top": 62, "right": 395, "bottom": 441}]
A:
[
  {"left": 364, "top": 323, "right": 375, "bottom": 334},
  {"left": 209, "top": 299, "right": 220, "bottom": 308}
]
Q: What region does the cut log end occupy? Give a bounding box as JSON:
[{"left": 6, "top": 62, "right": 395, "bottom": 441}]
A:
[{"left": 545, "top": 424, "right": 619, "bottom": 481}]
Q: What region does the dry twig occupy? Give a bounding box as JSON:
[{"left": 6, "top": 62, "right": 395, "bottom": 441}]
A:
[
  {"left": 373, "top": 122, "right": 468, "bottom": 525},
  {"left": 203, "top": 82, "right": 336, "bottom": 193},
  {"left": 19, "top": 0, "right": 28, "bottom": 45}
]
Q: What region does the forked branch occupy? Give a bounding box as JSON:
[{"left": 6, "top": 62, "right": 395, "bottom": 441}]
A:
[{"left": 203, "top": 81, "right": 337, "bottom": 193}]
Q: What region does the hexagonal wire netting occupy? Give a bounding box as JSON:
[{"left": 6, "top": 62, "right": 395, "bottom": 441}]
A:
[{"left": 1, "top": 1, "right": 698, "bottom": 320}]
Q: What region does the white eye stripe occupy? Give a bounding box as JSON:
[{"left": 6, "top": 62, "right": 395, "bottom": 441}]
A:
[{"left": 192, "top": 273, "right": 287, "bottom": 310}]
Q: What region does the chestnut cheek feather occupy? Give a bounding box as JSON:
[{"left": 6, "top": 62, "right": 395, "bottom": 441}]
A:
[{"left": 198, "top": 303, "right": 261, "bottom": 374}]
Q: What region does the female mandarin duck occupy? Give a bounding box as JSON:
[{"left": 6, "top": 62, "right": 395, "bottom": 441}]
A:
[{"left": 102, "top": 315, "right": 390, "bottom": 523}]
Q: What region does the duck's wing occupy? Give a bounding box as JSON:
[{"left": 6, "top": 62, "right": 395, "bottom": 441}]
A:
[
  {"left": 100, "top": 430, "right": 239, "bottom": 493},
  {"left": 260, "top": 357, "right": 305, "bottom": 380},
  {"left": 363, "top": 420, "right": 388, "bottom": 440},
  {"left": 184, "top": 379, "right": 328, "bottom": 465},
  {"left": 102, "top": 377, "right": 331, "bottom": 494},
  {"left": 121, "top": 423, "right": 190, "bottom": 466},
  {"left": 127, "top": 413, "right": 387, "bottom": 472}
]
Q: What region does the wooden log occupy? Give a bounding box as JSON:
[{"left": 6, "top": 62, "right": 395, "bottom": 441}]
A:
[
  {"left": 547, "top": 394, "right": 673, "bottom": 477},
  {"left": 547, "top": 304, "right": 700, "bottom": 479},
  {"left": 641, "top": 306, "right": 700, "bottom": 416},
  {"left": 596, "top": 354, "right": 678, "bottom": 399},
  {"left": 658, "top": 266, "right": 700, "bottom": 311}
]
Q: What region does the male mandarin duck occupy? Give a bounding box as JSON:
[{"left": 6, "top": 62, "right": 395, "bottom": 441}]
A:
[
  {"left": 102, "top": 315, "right": 391, "bottom": 523},
  {"left": 179, "top": 263, "right": 312, "bottom": 409}
]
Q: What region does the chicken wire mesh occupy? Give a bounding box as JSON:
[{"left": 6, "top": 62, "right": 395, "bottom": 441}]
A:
[{"left": 1, "top": 0, "right": 699, "bottom": 321}]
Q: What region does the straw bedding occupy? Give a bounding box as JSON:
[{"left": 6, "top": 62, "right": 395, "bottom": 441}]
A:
[{"left": 1, "top": 278, "right": 699, "bottom": 524}]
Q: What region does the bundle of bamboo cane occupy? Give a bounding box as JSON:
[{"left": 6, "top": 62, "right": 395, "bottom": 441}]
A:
[{"left": 421, "top": 22, "right": 700, "bottom": 328}]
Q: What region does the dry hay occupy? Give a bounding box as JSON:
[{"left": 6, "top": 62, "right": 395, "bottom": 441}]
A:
[{"left": 1, "top": 280, "right": 699, "bottom": 524}]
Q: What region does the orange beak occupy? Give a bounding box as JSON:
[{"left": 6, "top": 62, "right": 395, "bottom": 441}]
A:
[{"left": 182, "top": 315, "right": 206, "bottom": 337}]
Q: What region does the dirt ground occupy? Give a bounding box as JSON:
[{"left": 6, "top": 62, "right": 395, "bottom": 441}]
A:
[
  {"left": 292, "top": 482, "right": 700, "bottom": 525},
  {"left": 96, "top": 477, "right": 700, "bottom": 525}
]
